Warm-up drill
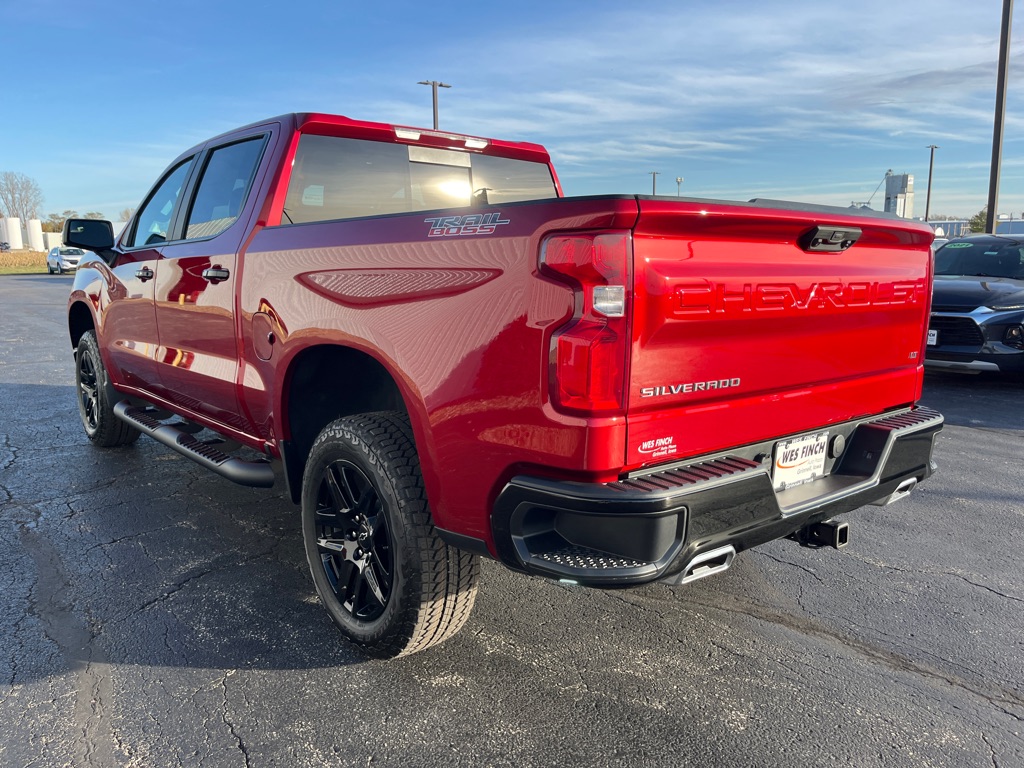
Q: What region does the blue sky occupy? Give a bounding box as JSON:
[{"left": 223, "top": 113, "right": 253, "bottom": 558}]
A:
[{"left": 4, "top": 0, "right": 1023, "bottom": 221}]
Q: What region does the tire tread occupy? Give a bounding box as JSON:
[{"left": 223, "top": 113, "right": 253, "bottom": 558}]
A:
[
  {"left": 305, "top": 411, "right": 479, "bottom": 658},
  {"left": 77, "top": 331, "right": 140, "bottom": 448}
]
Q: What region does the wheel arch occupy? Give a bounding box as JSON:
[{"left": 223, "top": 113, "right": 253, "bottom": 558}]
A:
[
  {"left": 68, "top": 299, "right": 96, "bottom": 350},
  {"left": 278, "top": 343, "right": 427, "bottom": 504}
]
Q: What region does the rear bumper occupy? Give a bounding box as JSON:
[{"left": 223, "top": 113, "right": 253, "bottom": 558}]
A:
[{"left": 490, "top": 406, "right": 943, "bottom": 587}]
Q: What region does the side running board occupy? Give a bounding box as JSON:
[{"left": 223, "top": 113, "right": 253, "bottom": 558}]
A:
[{"left": 114, "top": 401, "right": 275, "bottom": 488}]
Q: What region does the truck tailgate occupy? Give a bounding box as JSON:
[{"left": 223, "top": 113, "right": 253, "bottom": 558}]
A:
[{"left": 626, "top": 198, "right": 934, "bottom": 468}]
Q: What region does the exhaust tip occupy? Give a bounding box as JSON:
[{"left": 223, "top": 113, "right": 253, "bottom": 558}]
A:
[
  {"left": 872, "top": 477, "right": 918, "bottom": 506},
  {"left": 662, "top": 545, "right": 736, "bottom": 585}
]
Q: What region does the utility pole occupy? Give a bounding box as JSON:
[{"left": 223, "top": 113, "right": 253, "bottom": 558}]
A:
[
  {"left": 649, "top": 171, "right": 660, "bottom": 195},
  {"left": 676, "top": 176, "right": 684, "bottom": 196},
  {"left": 986, "top": 0, "right": 1014, "bottom": 233},
  {"left": 417, "top": 80, "right": 451, "bottom": 130},
  {"left": 925, "top": 145, "right": 939, "bottom": 222}
]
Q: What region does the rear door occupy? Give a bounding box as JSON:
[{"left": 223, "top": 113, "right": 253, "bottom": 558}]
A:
[
  {"left": 626, "top": 198, "right": 933, "bottom": 467},
  {"left": 150, "top": 134, "right": 269, "bottom": 433}
]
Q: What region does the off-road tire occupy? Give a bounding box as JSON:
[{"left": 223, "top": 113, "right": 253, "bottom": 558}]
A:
[
  {"left": 301, "top": 411, "right": 479, "bottom": 658},
  {"left": 75, "top": 331, "right": 139, "bottom": 447}
]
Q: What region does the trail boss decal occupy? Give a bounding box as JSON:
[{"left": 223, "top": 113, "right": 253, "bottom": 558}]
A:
[
  {"left": 640, "top": 378, "right": 741, "bottom": 398},
  {"left": 425, "top": 213, "right": 511, "bottom": 237}
]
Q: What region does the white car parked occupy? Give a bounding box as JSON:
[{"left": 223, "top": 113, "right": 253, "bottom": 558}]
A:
[{"left": 47, "top": 246, "right": 86, "bottom": 274}]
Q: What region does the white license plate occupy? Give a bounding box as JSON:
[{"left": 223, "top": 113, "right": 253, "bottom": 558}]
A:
[
  {"left": 773, "top": 431, "right": 829, "bottom": 491},
  {"left": 927, "top": 329, "right": 938, "bottom": 346}
]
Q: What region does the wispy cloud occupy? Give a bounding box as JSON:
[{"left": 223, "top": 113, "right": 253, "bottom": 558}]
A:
[{"left": 10, "top": 0, "right": 1023, "bottom": 217}]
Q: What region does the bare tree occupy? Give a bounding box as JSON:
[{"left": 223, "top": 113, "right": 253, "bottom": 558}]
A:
[
  {"left": 83, "top": 211, "right": 106, "bottom": 219},
  {"left": 118, "top": 207, "right": 136, "bottom": 222},
  {"left": 0, "top": 171, "right": 44, "bottom": 222}
]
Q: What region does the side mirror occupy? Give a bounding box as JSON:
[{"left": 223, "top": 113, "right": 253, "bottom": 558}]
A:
[{"left": 63, "top": 219, "right": 114, "bottom": 251}]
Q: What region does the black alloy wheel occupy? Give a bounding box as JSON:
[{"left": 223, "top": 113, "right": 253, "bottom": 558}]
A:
[
  {"left": 77, "top": 343, "right": 101, "bottom": 433},
  {"left": 313, "top": 459, "right": 394, "bottom": 621},
  {"left": 74, "top": 331, "right": 139, "bottom": 447},
  {"left": 300, "top": 412, "right": 480, "bottom": 658}
]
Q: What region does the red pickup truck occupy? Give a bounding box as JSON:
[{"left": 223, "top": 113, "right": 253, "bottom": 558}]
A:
[{"left": 64, "top": 112, "right": 943, "bottom": 658}]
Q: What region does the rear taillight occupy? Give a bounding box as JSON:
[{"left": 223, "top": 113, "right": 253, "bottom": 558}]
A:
[{"left": 541, "top": 231, "right": 631, "bottom": 414}]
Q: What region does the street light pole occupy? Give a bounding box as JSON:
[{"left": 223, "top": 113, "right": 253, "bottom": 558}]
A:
[
  {"left": 649, "top": 171, "right": 660, "bottom": 195},
  {"left": 417, "top": 80, "right": 452, "bottom": 130},
  {"left": 676, "top": 176, "right": 684, "bottom": 197},
  {"left": 925, "top": 145, "right": 939, "bottom": 222},
  {"left": 986, "top": 0, "right": 1014, "bottom": 233}
]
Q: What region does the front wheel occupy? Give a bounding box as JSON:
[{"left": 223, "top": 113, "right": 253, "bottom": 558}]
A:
[
  {"left": 301, "top": 412, "right": 479, "bottom": 658},
  {"left": 75, "top": 331, "right": 139, "bottom": 447}
]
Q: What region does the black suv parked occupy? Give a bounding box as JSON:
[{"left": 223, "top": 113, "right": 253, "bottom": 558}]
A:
[{"left": 927, "top": 234, "right": 1024, "bottom": 373}]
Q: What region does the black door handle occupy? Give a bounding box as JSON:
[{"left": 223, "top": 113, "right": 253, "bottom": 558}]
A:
[
  {"left": 135, "top": 267, "right": 154, "bottom": 282},
  {"left": 202, "top": 267, "right": 230, "bottom": 283}
]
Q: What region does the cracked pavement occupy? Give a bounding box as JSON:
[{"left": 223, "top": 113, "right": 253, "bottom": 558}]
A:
[{"left": 1, "top": 273, "right": 1022, "bottom": 767}]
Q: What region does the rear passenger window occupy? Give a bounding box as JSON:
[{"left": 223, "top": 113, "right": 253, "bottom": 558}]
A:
[
  {"left": 184, "top": 137, "right": 265, "bottom": 240},
  {"left": 281, "top": 134, "right": 556, "bottom": 225}
]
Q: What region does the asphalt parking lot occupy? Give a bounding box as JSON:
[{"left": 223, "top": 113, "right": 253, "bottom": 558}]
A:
[{"left": 1, "top": 273, "right": 1022, "bottom": 768}]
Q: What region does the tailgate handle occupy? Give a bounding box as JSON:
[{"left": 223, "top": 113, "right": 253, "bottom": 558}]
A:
[{"left": 799, "top": 226, "right": 861, "bottom": 253}]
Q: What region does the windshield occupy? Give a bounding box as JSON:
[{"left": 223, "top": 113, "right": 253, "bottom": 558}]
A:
[
  {"left": 60, "top": 247, "right": 85, "bottom": 255},
  {"left": 934, "top": 241, "right": 1024, "bottom": 279}
]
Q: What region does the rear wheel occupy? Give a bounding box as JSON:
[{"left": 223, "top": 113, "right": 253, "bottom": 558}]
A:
[
  {"left": 75, "top": 331, "right": 139, "bottom": 447},
  {"left": 301, "top": 412, "right": 479, "bottom": 658}
]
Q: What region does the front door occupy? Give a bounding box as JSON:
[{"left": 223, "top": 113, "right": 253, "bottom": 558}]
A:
[
  {"left": 100, "top": 247, "right": 162, "bottom": 392},
  {"left": 101, "top": 157, "right": 196, "bottom": 394}
]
